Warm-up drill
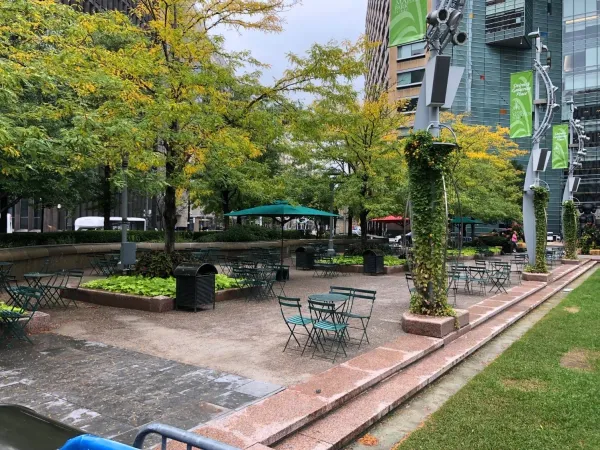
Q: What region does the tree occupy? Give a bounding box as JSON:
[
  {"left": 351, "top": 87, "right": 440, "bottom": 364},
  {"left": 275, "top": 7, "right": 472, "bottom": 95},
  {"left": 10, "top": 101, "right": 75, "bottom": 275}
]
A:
[
  {"left": 441, "top": 114, "right": 525, "bottom": 223},
  {"left": 291, "top": 83, "right": 409, "bottom": 244},
  {"left": 0, "top": 0, "right": 158, "bottom": 231}
]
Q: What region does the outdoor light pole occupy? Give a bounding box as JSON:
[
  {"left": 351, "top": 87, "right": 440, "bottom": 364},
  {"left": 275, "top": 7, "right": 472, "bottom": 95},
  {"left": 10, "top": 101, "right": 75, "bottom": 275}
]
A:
[
  {"left": 119, "top": 154, "right": 129, "bottom": 270},
  {"left": 562, "top": 99, "right": 586, "bottom": 203},
  {"left": 522, "top": 31, "right": 559, "bottom": 264},
  {"left": 327, "top": 181, "right": 335, "bottom": 257}
]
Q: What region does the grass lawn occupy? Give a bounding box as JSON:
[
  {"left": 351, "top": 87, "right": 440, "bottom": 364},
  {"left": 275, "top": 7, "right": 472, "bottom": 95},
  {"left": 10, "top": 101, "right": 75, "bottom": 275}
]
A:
[{"left": 395, "top": 269, "right": 600, "bottom": 450}]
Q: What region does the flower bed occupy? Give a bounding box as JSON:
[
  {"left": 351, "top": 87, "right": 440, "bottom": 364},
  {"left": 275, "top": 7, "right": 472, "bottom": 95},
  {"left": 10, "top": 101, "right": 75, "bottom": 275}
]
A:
[
  {"left": 316, "top": 256, "right": 406, "bottom": 267},
  {"left": 83, "top": 274, "right": 238, "bottom": 296}
]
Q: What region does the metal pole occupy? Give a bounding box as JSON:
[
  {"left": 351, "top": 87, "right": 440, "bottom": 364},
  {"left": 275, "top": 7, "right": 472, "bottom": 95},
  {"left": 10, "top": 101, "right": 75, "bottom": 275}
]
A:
[
  {"left": 120, "top": 154, "right": 129, "bottom": 265},
  {"left": 327, "top": 182, "right": 335, "bottom": 257}
]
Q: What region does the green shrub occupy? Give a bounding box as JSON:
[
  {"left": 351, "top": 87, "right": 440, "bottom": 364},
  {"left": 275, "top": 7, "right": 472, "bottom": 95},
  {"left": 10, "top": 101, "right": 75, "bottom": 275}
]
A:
[
  {"left": 563, "top": 200, "right": 578, "bottom": 259},
  {"left": 316, "top": 255, "right": 406, "bottom": 267},
  {"left": 343, "top": 242, "right": 394, "bottom": 256},
  {"left": 0, "top": 302, "right": 26, "bottom": 314},
  {"left": 83, "top": 274, "right": 238, "bottom": 296}
]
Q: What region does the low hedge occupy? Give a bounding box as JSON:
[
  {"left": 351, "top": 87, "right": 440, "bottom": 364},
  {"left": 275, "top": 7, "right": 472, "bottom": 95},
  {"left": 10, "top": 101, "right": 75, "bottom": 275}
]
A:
[{"left": 0, "top": 225, "right": 312, "bottom": 248}]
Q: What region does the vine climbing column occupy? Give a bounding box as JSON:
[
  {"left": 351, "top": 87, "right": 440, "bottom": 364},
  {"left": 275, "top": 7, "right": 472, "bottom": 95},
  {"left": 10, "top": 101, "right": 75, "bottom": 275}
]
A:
[{"left": 405, "top": 131, "right": 454, "bottom": 317}]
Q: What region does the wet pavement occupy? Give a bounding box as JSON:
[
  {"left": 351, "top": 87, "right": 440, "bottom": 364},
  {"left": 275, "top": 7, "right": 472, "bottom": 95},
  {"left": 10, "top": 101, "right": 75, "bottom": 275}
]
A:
[{"left": 0, "top": 334, "right": 281, "bottom": 446}]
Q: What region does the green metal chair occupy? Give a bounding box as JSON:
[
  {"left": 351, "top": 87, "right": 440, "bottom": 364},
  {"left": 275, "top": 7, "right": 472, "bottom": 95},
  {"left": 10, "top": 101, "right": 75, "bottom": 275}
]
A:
[
  {"left": 278, "top": 296, "right": 314, "bottom": 354},
  {"left": 308, "top": 299, "right": 348, "bottom": 362},
  {"left": 468, "top": 267, "right": 487, "bottom": 295},
  {"left": 0, "top": 290, "right": 41, "bottom": 346},
  {"left": 339, "top": 288, "right": 376, "bottom": 349}
]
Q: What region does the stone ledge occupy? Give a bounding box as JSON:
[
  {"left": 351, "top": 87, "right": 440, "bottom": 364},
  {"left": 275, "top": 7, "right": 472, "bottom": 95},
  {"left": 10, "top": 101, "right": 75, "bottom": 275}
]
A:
[
  {"left": 401, "top": 309, "right": 469, "bottom": 338},
  {"left": 522, "top": 272, "right": 551, "bottom": 282},
  {"left": 62, "top": 286, "right": 253, "bottom": 312},
  {"left": 561, "top": 259, "right": 580, "bottom": 265}
]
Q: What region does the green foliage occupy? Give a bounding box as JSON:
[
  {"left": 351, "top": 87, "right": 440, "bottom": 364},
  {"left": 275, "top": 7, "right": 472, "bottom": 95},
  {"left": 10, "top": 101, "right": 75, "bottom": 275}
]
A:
[
  {"left": 316, "top": 255, "right": 406, "bottom": 267},
  {"left": 134, "top": 251, "right": 189, "bottom": 278},
  {"left": 0, "top": 302, "right": 25, "bottom": 315},
  {"left": 531, "top": 186, "right": 549, "bottom": 273},
  {"left": 396, "top": 270, "right": 600, "bottom": 450},
  {"left": 405, "top": 131, "right": 454, "bottom": 317},
  {"left": 343, "top": 242, "right": 394, "bottom": 256},
  {"left": 195, "top": 225, "right": 306, "bottom": 243},
  {"left": 83, "top": 274, "right": 238, "bottom": 296},
  {"left": 580, "top": 224, "right": 600, "bottom": 255},
  {"left": 562, "top": 200, "right": 578, "bottom": 260},
  {"left": 474, "top": 235, "right": 510, "bottom": 249},
  {"left": 447, "top": 246, "right": 501, "bottom": 257}
]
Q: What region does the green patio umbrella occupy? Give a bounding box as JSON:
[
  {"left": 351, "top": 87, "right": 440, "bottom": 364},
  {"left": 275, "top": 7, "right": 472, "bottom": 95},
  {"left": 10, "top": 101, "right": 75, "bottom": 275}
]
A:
[{"left": 225, "top": 200, "right": 339, "bottom": 263}]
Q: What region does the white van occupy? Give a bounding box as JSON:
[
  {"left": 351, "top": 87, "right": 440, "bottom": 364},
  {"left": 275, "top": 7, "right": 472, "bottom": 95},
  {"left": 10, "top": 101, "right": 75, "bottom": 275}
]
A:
[{"left": 74, "top": 216, "right": 147, "bottom": 231}]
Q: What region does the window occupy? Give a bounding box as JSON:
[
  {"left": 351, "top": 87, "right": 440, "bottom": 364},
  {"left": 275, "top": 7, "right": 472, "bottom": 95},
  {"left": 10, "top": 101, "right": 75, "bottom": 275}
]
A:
[
  {"left": 397, "top": 41, "right": 425, "bottom": 60},
  {"left": 19, "top": 199, "right": 29, "bottom": 230},
  {"left": 397, "top": 69, "right": 425, "bottom": 88}
]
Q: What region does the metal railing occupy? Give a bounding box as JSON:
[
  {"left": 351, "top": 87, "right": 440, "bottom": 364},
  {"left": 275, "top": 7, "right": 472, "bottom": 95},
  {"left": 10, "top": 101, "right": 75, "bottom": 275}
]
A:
[{"left": 132, "top": 423, "right": 240, "bottom": 450}]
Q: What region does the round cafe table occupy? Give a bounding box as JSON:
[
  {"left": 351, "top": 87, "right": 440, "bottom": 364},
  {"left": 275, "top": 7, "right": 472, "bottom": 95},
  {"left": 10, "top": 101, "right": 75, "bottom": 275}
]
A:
[{"left": 307, "top": 293, "right": 349, "bottom": 303}]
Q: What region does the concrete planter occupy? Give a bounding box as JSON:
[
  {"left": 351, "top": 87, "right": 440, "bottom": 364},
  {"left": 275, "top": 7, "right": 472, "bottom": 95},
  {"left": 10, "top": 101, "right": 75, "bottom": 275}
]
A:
[
  {"left": 62, "top": 286, "right": 253, "bottom": 313},
  {"left": 401, "top": 309, "right": 469, "bottom": 338},
  {"left": 561, "top": 259, "right": 580, "bottom": 265},
  {"left": 336, "top": 265, "right": 406, "bottom": 275},
  {"left": 522, "top": 272, "right": 551, "bottom": 282}
]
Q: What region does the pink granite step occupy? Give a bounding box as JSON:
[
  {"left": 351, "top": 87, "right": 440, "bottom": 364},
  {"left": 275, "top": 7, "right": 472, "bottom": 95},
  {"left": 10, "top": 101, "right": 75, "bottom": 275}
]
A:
[
  {"left": 186, "top": 261, "right": 594, "bottom": 450},
  {"left": 189, "top": 334, "right": 441, "bottom": 448},
  {"left": 273, "top": 261, "right": 596, "bottom": 450}
]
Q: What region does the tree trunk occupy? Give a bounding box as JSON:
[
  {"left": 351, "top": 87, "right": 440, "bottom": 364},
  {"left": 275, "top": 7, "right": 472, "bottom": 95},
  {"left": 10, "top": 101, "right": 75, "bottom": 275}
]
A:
[
  {"left": 164, "top": 155, "right": 177, "bottom": 254},
  {"left": 222, "top": 190, "right": 231, "bottom": 230},
  {"left": 347, "top": 214, "right": 353, "bottom": 237},
  {"left": 359, "top": 210, "right": 368, "bottom": 245},
  {"left": 102, "top": 165, "right": 112, "bottom": 230}
]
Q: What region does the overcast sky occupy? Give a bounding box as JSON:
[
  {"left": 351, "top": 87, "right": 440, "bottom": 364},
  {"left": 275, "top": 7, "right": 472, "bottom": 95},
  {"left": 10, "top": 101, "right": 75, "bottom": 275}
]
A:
[{"left": 219, "top": 0, "right": 368, "bottom": 92}]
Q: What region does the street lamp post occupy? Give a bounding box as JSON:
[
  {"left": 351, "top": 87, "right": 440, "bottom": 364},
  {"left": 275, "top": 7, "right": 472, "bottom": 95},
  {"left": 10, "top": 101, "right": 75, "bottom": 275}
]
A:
[
  {"left": 522, "top": 31, "right": 559, "bottom": 265},
  {"left": 327, "top": 181, "right": 335, "bottom": 257}
]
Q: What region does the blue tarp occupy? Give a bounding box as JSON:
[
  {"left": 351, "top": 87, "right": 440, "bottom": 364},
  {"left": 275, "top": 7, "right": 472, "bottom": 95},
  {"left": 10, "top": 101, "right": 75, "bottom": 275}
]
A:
[{"left": 60, "top": 434, "right": 137, "bottom": 450}]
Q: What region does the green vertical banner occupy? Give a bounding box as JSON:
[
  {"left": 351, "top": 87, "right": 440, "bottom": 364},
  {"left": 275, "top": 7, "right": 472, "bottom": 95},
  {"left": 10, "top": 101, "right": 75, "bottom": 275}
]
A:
[
  {"left": 552, "top": 124, "right": 569, "bottom": 169},
  {"left": 509, "top": 71, "right": 533, "bottom": 138},
  {"left": 389, "top": 0, "right": 428, "bottom": 47}
]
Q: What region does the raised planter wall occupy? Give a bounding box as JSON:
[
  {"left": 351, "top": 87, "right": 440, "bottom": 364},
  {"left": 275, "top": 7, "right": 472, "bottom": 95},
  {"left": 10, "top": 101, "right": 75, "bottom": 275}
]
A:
[{"left": 0, "top": 238, "right": 377, "bottom": 279}]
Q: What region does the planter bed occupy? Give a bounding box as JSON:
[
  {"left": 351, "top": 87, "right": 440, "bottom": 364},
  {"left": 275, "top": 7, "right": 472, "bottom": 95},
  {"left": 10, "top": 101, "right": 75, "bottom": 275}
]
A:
[
  {"left": 401, "top": 309, "right": 470, "bottom": 339},
  {"left": 62, "top": 286, "right": 254, "bottom": 313}
]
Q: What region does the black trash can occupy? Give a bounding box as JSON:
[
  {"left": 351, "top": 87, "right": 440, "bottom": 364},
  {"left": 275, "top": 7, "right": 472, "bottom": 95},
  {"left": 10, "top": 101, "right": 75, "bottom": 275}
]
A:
[
  {"left": 173, "top": 263, "right": 218, "bottom": 311},
  {"left": 363, "top": 249, "right": 385, "bottom": 275},
  {"left": 295, "top": 246, "right": 315, "bottom": 270}
]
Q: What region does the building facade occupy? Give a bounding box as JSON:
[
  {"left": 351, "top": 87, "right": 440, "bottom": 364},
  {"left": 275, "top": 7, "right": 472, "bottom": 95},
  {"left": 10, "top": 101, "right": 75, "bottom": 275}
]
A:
[
  {"left": 562, "top": 0, "right": 600, "bottom": 216},
  {"left": 366, "top": 0, "right": 570, "bottom": 234}
]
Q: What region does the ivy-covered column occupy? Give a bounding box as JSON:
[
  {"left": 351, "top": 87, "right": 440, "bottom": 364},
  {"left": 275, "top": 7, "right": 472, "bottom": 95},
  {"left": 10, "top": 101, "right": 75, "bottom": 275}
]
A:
[
  {"left": 562, "top": 200, "right": 578, "bottom": 260},
  {"left": 530, "top": 186, "right": 549, "bottom": 273},
  {"left": 405, "top": 131, "right": 454, "bottom": 317}
]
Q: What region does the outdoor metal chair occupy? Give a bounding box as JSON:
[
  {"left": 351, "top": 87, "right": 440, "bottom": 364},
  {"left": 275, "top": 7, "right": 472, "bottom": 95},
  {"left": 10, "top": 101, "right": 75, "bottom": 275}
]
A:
[
  {"left": 491, "top": 261, "right": 512, "bottom": 286},
  {"left": 0, "top": 262, "right": 13, "bottom": 294},
  {"left": 489, "top": 266, "right": 510, "bottom": 294},
  {"left": 405, "top": 272, "right": 417, "bottom": 296},
  {"left": 307, "top": 299, "right": 348, "bottom": 363},
  {"left": 447, "top": 269, "right": 459, "bottom": 304},
  {"left": 0, "top": 289, "right": 41, "bottom": 346},
  {"left": 2, "top": 277, "right": 42, "bottom": 310},
  {"left": 339, "top": 288, "right": 376, "bottom": 349},
  {"left": 278, "top": 296, "right": 314, "bottom": 354},
  {"left": 468, "top": 267, "right": 487, "bottom": 295}
]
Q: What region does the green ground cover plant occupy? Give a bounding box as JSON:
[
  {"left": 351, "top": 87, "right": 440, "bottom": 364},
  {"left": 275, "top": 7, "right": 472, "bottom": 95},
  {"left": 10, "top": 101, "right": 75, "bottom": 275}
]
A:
[
  {"left": 83, "top": 274, "right": 238, "bottom": 296},
  {"left": 0, "top": 302, "right": 25, "bottom": 314},
  {"left": 316, "top": 256, "right": 406, "bottom": 267},
  {"left": 395, "top": 270, "right": 600, "bottom": 450}
]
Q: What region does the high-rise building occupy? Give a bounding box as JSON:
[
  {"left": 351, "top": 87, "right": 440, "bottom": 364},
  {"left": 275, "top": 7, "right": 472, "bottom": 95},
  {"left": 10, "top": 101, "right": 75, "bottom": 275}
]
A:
[
  {"left": 562, "top": 0, "right": 600, "bottom": 215},
  {"left": 366, "top": 0, "right": 566, "bottom": 233}
]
